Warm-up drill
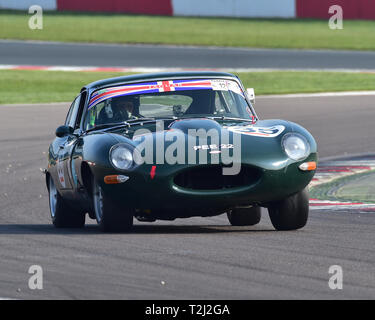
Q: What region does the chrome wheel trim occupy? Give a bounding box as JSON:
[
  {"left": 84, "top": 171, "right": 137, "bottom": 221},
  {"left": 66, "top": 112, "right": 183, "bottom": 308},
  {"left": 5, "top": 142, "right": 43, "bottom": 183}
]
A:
[
  {"left": 93, "top": 181, "right": 104, "bottom": 223},
  {"left": 49, "top": 176, "right": 57, "bottom": 218}
]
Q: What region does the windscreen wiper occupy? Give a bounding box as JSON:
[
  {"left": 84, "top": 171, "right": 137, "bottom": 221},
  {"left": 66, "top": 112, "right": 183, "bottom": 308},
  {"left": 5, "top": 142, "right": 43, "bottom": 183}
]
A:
[
  {"left": 178, "top": 115, "right": 257, "bottom": 123},
  {"left": 124, "top": 116, "right": 177, "bottom": 126},
  {"left": 85, "top": 117, "right": 178, "bottom": 133},
  {"left": 208, "top": 116, "right": 257, "bottom": 123},
  {"left": 125, "top": 117, "right": 156, "bottom": 123},
  {"left": 85, "top": 123, "right": 129, "bottom": 133}
]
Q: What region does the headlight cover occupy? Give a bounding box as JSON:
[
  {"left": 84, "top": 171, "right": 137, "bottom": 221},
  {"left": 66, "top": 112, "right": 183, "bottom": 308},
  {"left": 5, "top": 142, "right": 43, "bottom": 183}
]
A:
[
  {"left": 282, "top": 133, "right": 310, "bottom": 161},
  {"left": 110, "top": 144, "right": 134, "bottom": 170}
]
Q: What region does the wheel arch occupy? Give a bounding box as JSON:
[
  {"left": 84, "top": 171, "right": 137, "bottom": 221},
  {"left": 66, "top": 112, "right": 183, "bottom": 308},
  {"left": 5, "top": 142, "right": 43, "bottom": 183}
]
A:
[
  {"left": 81, "top": 161, "right": 94, "bottom": 196},
  {"left": 45, "top": 171, "right": 50, "bottom": 190}
]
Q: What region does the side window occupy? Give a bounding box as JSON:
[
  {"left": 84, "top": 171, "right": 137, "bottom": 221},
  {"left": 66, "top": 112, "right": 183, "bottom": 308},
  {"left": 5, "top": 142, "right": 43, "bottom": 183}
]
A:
[
  {"left": 65, "top": 100, "right": 75, "bottom": 126},
  {"left": 221, "top": 91, "right": 236, "bottom": 112},
  {"left": 75, "top": 91, "right": 87, "bottom": 129},
  {"left": 85, "top": 101, "right": 106, "bottom": 130},
  {"left": 214, "top": 91, "right": 228, "bottom": 114},
  {"left": 66, "top": 95, "right": 81, "bottom": 128}
]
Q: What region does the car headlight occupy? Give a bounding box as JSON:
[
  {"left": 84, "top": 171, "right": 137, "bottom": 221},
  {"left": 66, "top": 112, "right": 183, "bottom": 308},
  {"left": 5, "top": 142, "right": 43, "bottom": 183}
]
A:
[
  {"left": 282, "top": 133, "right": 310, "bottom": 160},
  {"left": 110, "top": 145, "right": 134, "bottom": 170}
]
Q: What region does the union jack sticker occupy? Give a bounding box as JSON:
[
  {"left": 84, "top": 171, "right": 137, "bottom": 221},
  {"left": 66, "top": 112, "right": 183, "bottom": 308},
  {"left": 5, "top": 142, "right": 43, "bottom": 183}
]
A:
[{"left": 88, "top": 79, "right": 244, "bottom": 109}]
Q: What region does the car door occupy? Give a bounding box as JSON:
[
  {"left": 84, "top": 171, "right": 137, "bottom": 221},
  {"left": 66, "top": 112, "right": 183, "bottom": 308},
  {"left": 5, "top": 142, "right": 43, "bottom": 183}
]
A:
[{"left": 56, "top": 94, "right": 82, "bottom": 191}]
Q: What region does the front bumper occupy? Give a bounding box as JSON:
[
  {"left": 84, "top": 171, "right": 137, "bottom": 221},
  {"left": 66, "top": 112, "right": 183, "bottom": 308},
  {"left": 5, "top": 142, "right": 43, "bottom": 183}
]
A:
[{"left": 92, "top": 154, "right": 317, "bottom": 214}]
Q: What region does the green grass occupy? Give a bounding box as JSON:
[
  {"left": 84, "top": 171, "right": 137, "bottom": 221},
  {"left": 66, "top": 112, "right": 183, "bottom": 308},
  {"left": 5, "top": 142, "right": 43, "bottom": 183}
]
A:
[
  {"left": 1, "top": 69, "right": 375, "bottom": 104},
  {"left": 1, "top": 10, "right": 375, "bottom": 50},
  {"left": 0, "top": 70, "right": 133, "bottom": 104}
]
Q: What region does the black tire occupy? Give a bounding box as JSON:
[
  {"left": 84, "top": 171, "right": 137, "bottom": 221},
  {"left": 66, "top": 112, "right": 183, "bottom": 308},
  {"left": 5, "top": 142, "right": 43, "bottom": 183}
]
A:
[
  {"left": 227, "top": 206, "right": 261, "bottom": 226},
  {"left": 92, "top": 178, "right": 133, "bottom": 232},
  {"left": 268, "top": 188, "right": 309, "bottom": 231},
  {"left": 48, "top": 175, "right": 85, "bottom": 228}
]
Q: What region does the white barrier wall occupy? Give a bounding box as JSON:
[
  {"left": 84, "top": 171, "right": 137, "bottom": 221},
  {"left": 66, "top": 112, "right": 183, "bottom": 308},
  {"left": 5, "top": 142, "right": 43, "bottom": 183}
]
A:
[
  {"left": 172, "top": 0, "right": 296, "bottom": 18},
  {"left": 0, "top": 0, "right": 297, "bottom": 18},
  {"left": 0, "top": 0, "right": 56, "bottom": 10}
]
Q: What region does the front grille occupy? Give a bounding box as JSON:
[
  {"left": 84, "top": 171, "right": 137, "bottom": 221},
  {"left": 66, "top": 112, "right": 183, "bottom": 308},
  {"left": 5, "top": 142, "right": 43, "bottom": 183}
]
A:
[{"left": 174, "top": 165, "right": 261, "bottom": 190}]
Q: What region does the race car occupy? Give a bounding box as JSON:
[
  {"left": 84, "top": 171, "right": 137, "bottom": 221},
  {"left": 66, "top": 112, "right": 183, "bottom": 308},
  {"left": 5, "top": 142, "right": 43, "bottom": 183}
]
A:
[{"left": 46, "top": 71, "right": 317, "bottom": 232}]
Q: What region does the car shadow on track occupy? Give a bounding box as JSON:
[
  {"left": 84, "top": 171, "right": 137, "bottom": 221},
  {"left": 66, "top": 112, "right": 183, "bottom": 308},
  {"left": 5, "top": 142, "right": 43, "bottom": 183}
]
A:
[{"left": 0, "top": 224, "right": 275, "bottom": 235}]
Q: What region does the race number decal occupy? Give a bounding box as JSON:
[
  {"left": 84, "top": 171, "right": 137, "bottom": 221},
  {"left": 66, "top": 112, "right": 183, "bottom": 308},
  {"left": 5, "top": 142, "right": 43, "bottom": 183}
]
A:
[
  {"left": 226, "top": 125, "right": 285, "bottom": 137},
  {"left": 211, "top": 79, "right": 228, "bottom": 91},
  {"left": 211, "top": 80, "right": 244, "bottom": 97}
]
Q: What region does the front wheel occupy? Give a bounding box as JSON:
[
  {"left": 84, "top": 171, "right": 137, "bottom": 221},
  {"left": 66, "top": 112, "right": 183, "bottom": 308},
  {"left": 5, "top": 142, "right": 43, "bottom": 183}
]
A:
[
  {"left": 48, "top": 175, "right": 85, "bottom": 228},
  {"left": 268, "top": 188, "right": 309, "bottom": 231},
  {"left": 227, "top": 206, "right": 261, "bottom": 226},
  {"left": 92, "top": 178, "right": 133, "bottom": 232}
]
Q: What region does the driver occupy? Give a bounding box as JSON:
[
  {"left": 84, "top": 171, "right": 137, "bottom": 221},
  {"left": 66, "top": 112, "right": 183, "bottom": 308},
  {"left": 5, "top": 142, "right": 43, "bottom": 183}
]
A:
[
  {"left": 111, "top": 96, "right": 134, "bottom": 121},
  {"left": 96, "top": 95, "right": 139, "bottom": 126}
]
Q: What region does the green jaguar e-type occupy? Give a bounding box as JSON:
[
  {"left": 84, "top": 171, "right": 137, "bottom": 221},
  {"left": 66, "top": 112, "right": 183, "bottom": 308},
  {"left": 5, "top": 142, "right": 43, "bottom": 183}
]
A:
[{"left": 46, "top": 72, "right": 317, "bottom": 232}]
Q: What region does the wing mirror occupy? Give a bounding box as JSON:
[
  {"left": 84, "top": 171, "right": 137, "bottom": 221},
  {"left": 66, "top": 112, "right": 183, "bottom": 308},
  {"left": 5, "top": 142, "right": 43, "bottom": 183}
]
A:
[
  {"left": 55, "top": 125, "right": 74, "bottom": 138},
  {"left": 246, "top": 88, "right": 255, "bottom": 104}
]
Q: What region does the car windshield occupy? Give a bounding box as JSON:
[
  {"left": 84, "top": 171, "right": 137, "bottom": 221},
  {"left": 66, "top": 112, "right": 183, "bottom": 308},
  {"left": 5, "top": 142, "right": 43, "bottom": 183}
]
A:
[{"left": 83, "top": 78, "right": 255, "bottom": 130}]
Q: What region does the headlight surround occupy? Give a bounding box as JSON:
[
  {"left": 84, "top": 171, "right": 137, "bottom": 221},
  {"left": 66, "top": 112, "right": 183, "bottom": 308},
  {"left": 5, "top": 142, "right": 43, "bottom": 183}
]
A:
[
  {"left": 110, "top": 144, "right": 134, "bottom": 170},
  {"left": 282, "top": 133, "right": 310, "bottom": 161}
]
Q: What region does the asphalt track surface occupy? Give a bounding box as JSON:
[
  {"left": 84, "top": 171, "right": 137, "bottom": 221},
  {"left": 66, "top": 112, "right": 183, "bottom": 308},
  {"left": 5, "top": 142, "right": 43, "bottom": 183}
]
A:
[
  {"left": 2, "top": 40, "right": 375, "bottom": 70},
  {"left": 0, "top": 95, "right": 374, "bottom": 300}
]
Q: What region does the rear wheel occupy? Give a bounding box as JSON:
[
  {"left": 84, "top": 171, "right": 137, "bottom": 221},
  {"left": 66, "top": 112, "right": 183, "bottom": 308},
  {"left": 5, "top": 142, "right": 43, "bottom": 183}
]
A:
[
  {"left": 92, "top": 178, "right": 133, "bottom": 232},
  {"left": 227, "top": 206, "right": 261, "bottom": 226},
  {"left": 268, "top": 188, "right": 309, "bottom": 231},
  {"left": 48, "top": 175, "right": 85, "bottom": 228}
]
